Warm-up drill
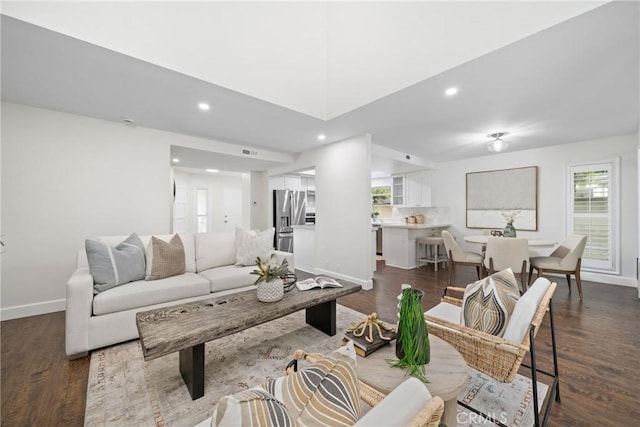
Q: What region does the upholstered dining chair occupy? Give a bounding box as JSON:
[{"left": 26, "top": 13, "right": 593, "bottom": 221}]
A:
[
  {"left": 529, "top": 235, "right": 587, "bottom": 299},
  {"left": 441, "top": 230, "right": 483, "bottom": 286},
  {"left": 483, "top": 237, "right": 530, "bottom": 293}
]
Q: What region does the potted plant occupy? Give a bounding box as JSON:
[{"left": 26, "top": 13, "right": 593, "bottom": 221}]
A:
[
  {"left": 250, "top": 256, "right": 290, "bottom": 302},
  {"left": 389, "top": 287, "right": 430, "bottom": 382}
]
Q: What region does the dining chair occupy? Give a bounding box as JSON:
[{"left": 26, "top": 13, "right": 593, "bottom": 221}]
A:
[
  {"left": 441, "top": 230, "right": 483, "bottom": 286},
  {"left": 528, "top": 235, "right": 587, "bottom": 299},
  {"left": 483, "top": 237, "right": 530, "bottom": 293}
]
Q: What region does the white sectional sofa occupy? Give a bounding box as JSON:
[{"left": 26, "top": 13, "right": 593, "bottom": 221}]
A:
[{"left": 65, "top": 232, "right": 293, "bottom": 358}]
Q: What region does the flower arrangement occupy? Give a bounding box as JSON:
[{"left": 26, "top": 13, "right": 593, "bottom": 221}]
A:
[
  {"left": 250, "top": 256, "right": 290, "bottom": 285},
  {"left": 501, "top": 210, "right": 521, "bottom": 224}
]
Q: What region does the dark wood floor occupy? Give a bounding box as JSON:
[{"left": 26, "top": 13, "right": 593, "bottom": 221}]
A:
[{"left": 2, "top": 261, "right": 639, "bottom": 426}]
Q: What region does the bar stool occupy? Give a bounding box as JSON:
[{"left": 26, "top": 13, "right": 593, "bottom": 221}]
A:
[{"left": 416, "top": 236, "right": 448, "bottom": 271}]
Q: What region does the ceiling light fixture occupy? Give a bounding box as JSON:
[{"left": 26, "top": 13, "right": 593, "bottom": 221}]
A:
[
  {"left": 206, "top": 168, "right": 219, "bottom": 173},
  {"left": 198, "top": 102, "right": 210, "bottom": 111},
  {"left": 172, "top": 158, "right": 180, "bottom": 163},
  {"left": 317, "top": 134, "right": 326, "bottom": 141},
  {"left": 487, "top": 132, "right": 509, "bottom": 153},
  {"left": 445, "top": 87, "right": 458, "bottom": 96}
]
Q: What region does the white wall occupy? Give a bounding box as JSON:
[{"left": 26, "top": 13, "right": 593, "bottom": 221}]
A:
[
  {"left": 250, "top": 171, "right": 270, "bottom": 230},
  {"left": 1, "top": 103, "right": 171, "bottom": 317},
  {"left": 271, "top": 134, "right": 373, "bottom": 288},
  {"left": 0, "top": 102, "right": 291, "bottom": 319},
  {"left": 433, "top": 133, "right": 639, "bottom": 287}
]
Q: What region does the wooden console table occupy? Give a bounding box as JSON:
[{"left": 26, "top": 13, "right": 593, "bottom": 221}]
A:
[{"left": 136, "top": 282, "right": 361, "bottom": 400}]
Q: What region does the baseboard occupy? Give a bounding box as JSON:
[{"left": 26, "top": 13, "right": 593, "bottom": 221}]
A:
[
  {"left": 295, "top": 266, "right": 319, "bottom": 276},
  {"left": 545, "top": 272, "right": 638, "bottom": 288},
  {"left": 313, "top": 267, "right": 373, "bottom": 290},
  {"left": 0, "top": 299, "right": 66, "bottom": 321}
]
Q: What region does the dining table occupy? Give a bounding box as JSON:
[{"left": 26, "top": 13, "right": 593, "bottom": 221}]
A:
[{"left": 463, "top": 235, "right": 557, "bottom": 247}]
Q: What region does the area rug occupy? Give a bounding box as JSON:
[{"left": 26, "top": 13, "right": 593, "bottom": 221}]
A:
[{"left": 85, "top": 305, "right": 547, "bottom": 427}]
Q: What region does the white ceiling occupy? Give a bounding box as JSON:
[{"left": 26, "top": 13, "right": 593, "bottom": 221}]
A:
[{"left": 1, "top": 1, "right": 638, "bottom": 169}]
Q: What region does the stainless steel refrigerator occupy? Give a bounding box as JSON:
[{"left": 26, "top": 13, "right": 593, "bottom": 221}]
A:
[{"left": 273, "top": 190, "right": 306, "bottom": 252}]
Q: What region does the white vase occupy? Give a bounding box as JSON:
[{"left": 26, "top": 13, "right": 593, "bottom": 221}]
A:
[{"left": 256, "top": 278, "right": 284, "bottom": 302}]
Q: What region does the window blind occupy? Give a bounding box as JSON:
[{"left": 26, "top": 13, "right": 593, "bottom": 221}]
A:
[{"left": 568, "top": 162, "right": 617, "bottom": 272}]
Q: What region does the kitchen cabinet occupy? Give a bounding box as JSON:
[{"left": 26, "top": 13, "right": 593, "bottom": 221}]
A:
[
  {"left": 391, "top": 175, "right": 405, "bottom": 205},
  {"left": 270, "top": 175, "right": 302, "bottom": 191},
  {"left": 405, "top": 171, "right": 432, "bottom": 207},
  {"left": 392, "top": 171, "right": 432, "bottom": 207},
  {"left": 301, "top": 176, "right": 315, "bottom": 191}
]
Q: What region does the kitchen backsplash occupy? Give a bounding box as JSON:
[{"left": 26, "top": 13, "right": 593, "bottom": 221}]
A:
[{"left": 388, "top": 206, "right": 450, "bottom": 224}]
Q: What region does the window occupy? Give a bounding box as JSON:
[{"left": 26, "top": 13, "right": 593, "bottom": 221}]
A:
[
  {"left": 567, "top": 160, "right": 619, "bottom": 273},
  {"left": 196, "top": 188, "right": 208, "bottom": 233},
  {"left": 371, "top": 185, "right": 392, "bottom": 219}
]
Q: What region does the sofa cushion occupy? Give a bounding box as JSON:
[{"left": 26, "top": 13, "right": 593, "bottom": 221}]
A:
[
  {"left": 98, "top": 233, "right": 196, "bottom": 273},
  {"left": 146, "top": 235, "right": 185, "bottom": 280},
  {"left": 425, "top": 301, "right": 461, "bottom": 325},
  {"left": 92, "top": 272, "right": 210, "bottom": 315},
  {"left": 86, "top": 233, "right": 146, "bottom": 293},
  {"left": 195, "top": 232, "right": 236, "bottom": 272},
  {"left": 235, "top": 227, "right": 275, "bottom": 266},
  {"left": 354, "top": 377, "right": 431, "bottom": 427},
  {"left": 461, "top": 268, "right": 520, "bottom": 337},
  {"left": 198, "top": 265, "right": 256, "bottom": 293}
]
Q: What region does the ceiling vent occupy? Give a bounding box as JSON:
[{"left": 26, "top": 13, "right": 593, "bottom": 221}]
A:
[{"left": 241, "top": 149, "right": 258, "bottom": 156}]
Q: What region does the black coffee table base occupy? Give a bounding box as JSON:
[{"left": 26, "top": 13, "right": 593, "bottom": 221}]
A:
[{"left": 179, "top": 299, "right": 338, "bottom": 400}]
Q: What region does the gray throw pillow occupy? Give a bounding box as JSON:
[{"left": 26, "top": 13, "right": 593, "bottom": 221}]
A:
[{"left": 86, "top": 233, "right": 146, "bottom": 294}]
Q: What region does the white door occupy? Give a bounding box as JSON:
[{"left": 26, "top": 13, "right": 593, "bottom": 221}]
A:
[
  {"left": 222, "top": 188, "right": 243, "bottom": 232},
  {"left": 173, "top": 185, "right": 188, "bottom": 233}
]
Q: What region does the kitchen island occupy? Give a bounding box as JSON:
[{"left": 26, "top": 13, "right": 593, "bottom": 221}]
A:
[{"left": 381, "top": 223, "right": 450, "bottom": 269}]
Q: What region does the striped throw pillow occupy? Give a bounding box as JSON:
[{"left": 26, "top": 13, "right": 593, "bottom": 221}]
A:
[
  {"left": 461, "top": 268, "right": 520, "bottom": 337},
  {"left": 213, "top": 388, "right": 294, "bottom": 427},
  {"left": 86, "top": 233, "right": 146, "bottom": 293},
  {"left": 259, "top": 354, "right": 361, "bottom": 426}
]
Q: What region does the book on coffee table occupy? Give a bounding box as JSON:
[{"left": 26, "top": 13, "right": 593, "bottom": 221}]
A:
[
  {"left": 343, "top": 325, "right": 396, "bottom": 358},
  {"left": 295, "top": 277, "right": 342, "bottom": 291}
]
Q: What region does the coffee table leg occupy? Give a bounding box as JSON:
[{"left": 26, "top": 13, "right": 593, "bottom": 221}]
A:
[
  {"left": 305, "top": 299, "right": 336, "bottom": 336},
  {"left": 179, "top": 343, "right": 205, "bottom": 400}
]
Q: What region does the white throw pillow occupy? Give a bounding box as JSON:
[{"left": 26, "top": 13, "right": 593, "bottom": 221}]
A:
[
  {"left": 195, "top": 232, "right": 236, "bottom": 272},
  {"left": 234, "top": 227, "right": 275, "bottom": 266}
]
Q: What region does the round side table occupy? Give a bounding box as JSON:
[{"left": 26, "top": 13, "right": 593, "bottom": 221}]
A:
[{"left": 356, "top": 335, "right": 468, "bottom": 427}]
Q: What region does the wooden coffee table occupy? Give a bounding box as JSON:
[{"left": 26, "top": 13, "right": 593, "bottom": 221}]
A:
[
  {"left": 356, "top": 335, "right": 468, "bottom": 427},
  {"left": 135, "top": 282, "right": 361, "bottom": 400}
]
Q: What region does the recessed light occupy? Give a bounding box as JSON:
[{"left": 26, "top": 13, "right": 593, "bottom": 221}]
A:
[
  {"left": 172, "top": 158, "right": 180, "bottom": 163},
  {"left": 317, "top": 134, "right": 326, "bottom": 141},
  {"left": 198, "top": 102, "right": 210, "bottom": 111},
  {"left": 445, "top": 87, "right": 458, "bottom": 96},
  {"left": 206, "top": 168, "right": 219, "bottom": 173}
]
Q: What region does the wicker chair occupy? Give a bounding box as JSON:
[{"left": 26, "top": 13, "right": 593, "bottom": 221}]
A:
[
  {"left": 424, "top": 278, "right": 561, "bottom": 427},
  {"left": 287, "top": 350, "right": 444, "bottom": 427}
]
